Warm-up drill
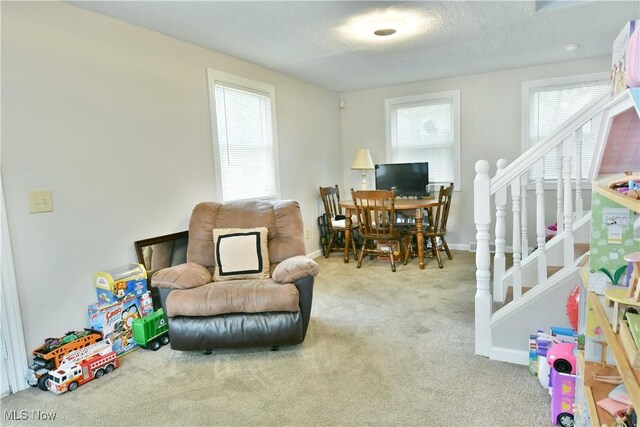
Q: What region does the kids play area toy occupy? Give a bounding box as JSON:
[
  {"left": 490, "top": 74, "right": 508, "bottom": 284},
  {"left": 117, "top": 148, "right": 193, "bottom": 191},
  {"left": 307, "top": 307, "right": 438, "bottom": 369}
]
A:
[
  {"left": 550, "top": 368, "right": 576, "bottom": 427},
  {"left": 95, "top": 263, "right": 148, "bottom": 303},
  {"left": 547, "top": 342, "right": 577, "bottom": 375},
  {"left": 566, "top": 285, "right": 580, "bottom": 332},
  {"left": 88, "top": 292, "right": 153, "bottom": 356},
  {"left": 47, "top": 348, "right": 119, "bottom": 394},
  {"left": 26, "top": 329, "right": 103, "bottom": 391},
  {"left": 132, "top": 309, "right": 170, "bottom": 351}
]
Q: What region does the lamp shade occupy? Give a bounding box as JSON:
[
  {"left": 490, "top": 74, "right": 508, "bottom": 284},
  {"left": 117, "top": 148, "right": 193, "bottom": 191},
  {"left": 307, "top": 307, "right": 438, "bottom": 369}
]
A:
[{"left": 351, "top": 149, "right": 374, "bottom": 170}]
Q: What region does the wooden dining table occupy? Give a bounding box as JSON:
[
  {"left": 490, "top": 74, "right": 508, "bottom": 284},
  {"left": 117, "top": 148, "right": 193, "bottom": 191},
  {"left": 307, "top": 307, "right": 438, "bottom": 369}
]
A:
[{"left": 339, "top": 197, "right": 439, "bottom": 270}]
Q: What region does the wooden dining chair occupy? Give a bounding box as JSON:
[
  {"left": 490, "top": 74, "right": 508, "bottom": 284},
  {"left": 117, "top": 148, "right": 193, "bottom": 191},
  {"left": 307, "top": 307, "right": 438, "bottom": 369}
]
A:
[
  {"left": 424, "top": 183, "right": 454, "bottom": 268},
  {"left": 319, "top": 185, "right": 358, "bottom": 260},
  {"left": 350, "top": 187, "right": 406, "bottom": 272}
]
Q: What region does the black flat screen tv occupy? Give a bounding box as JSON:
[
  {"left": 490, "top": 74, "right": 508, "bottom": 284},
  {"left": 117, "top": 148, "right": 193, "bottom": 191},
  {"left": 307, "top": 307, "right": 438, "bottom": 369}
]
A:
[{"left": 375, "top": 162, "right": 429, "bottom": 198}]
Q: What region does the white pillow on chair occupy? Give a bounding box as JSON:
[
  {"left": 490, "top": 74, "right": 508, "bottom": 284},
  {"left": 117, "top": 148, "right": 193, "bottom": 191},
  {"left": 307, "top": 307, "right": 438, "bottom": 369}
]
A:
[{"left": 212, "top": 227, "right": 270, "bottom": 281}]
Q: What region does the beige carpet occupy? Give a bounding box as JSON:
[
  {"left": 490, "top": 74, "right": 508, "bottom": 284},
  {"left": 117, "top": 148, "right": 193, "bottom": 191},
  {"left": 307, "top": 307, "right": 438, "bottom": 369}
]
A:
[{"left": 1, "top": 251, "right": 550, "bottom": 426}]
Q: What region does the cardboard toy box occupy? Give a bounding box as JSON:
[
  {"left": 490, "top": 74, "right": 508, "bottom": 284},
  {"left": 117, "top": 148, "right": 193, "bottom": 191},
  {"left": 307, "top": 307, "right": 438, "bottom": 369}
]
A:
[
  {"left": 95, "top": 263, "right": 148, "bottom": 303},
  {"left": 612, "top": 20, "right": 639, "bottom": 97},
  {"left": 88, "top": 292, "right": 154, "bottom": 356}
]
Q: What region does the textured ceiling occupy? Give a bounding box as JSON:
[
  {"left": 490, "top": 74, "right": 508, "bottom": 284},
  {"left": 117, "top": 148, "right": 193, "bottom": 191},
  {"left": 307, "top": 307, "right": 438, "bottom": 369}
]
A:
[{"left": 73, "top": 1, "right": 639, "bottom": 92}]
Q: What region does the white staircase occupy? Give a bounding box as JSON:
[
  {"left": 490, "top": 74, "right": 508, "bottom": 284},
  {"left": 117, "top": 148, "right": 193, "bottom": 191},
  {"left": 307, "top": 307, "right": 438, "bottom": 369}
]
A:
[{"left": 474, "top": 92, "right": 612, "bottom": 364}]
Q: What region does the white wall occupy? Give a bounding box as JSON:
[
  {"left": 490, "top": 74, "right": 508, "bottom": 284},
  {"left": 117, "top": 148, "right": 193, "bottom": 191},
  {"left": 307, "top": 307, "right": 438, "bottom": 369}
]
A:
[
  {"left": 1, "top": 2, "right": 342, "bottom": 352},
  {"left": 339, "top": 57, "right": 610, "bottom": 248}
]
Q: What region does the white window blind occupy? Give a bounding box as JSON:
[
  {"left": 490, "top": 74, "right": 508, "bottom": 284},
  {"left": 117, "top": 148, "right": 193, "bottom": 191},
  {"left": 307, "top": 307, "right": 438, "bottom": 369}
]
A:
[
  {"left": 212, "top": 81, "right": 278, "bottom": 202},
  {"left": 527, "top": 78, "right": 609, "bottom": 180},
  {"left": 386, "top": 90, "right": 460, "bottom": 187}
]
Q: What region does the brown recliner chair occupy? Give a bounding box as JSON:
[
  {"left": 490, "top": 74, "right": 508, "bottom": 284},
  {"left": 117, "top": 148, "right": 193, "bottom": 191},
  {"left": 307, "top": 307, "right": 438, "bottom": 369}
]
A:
[{"left": 151, "top": 200, "right": 319, "bottom": 352}]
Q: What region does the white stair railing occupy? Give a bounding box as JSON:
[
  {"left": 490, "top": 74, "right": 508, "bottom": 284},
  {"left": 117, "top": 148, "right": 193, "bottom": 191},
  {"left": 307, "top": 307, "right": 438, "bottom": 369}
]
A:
[{"left": 474, "top": 92, "right": 610, "bottom": 357}]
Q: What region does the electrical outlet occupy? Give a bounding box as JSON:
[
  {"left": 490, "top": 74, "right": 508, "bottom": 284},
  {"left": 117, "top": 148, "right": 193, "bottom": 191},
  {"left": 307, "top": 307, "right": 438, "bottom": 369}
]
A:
[
  {"left": 305, "top": 230, "right": 310, "bottom": 240},
  {"left": 28, "top": 190, "right": 54, "bottom": 213}
]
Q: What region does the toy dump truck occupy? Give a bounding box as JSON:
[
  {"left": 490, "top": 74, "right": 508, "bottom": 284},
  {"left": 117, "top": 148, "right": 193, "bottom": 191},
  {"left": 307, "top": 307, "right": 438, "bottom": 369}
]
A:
[
  {"left": 26, "top": 329, "right": 103, "bottom": 391},
  {"left": 132, "top": 309, "right": 169, "bottom": 351}
]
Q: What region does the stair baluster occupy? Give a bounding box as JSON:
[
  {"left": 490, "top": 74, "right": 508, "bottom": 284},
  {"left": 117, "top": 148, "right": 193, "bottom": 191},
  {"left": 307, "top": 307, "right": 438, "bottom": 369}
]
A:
[
  {"left": 575, "top": 127, "right": 584, "bottom": 220},
  {"left": 563, "top": 137, "right": 575, "bottom": 267},
  {"left": 533, "top": 158, "right": 547, "bottom": 285},
  {"left": 511, "top": 176, "right": 523, "bottom": 300},
  {"left": 556, "top": 144, "right": 564, "bottom": 233},
  {"left": 493, "top": 159, "right": 508, "bottom": 302},
  {"left": 521, "top": 175, "right": 529, "bottom": 258}
]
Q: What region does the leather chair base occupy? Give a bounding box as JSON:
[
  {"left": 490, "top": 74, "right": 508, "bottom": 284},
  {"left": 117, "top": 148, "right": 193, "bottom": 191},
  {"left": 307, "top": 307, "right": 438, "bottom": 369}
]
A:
[
  {"left": 166, "top": 311, "right": 303, "bottom": 351},
  {"left": 157, "top": 276, "right": 314, "bottom": 352}
]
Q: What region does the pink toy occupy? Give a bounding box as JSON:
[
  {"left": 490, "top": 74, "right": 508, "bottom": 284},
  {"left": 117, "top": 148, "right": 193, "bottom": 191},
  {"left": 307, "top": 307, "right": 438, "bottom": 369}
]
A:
[
  {"left": 566, "top": 285, "right": 580, "bottom": 332},
  {"left": 550, "top": 368, "right": 576, "bottom": 427},
  {"left": 547, "top": 342, "right": 577, "bottom": 375},
  {"left": 626, "top": 26, "right": 640, "bottom": 88}
]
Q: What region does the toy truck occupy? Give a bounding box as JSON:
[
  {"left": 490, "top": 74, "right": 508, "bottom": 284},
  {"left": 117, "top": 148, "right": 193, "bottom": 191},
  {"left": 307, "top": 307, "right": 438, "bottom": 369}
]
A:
[
  {"left": 132, "top": 309, "right": 169, "bottom": 351},
  {"left": 47, "top": 350, "right": 119, "bottom": 394},
  {"left": 26, "top": 329, "right": 103, "bottom": 391}
]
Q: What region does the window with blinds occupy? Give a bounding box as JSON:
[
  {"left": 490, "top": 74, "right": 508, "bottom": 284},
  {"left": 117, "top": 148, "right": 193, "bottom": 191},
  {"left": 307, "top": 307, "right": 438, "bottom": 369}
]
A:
[
  {"left": 525, "top": 75, "right": 609, "bottom": 181},
  {"left": 208, "top": 71, "right": 279, "bottom": 202},
  {"left": 385, "top": 90, "right": 460, "bottom": 187}
]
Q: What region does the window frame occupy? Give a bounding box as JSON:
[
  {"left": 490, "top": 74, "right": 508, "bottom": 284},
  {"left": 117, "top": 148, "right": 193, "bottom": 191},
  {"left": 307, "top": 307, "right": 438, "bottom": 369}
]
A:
[
  {"left": 384, "top": 89, "right": 461, "bottom": 191},
  {"left": 206, "top": 69, "right": 281, "bottom": 202},
  {"left": 521, "top": 72, "right": 609, "bottom": 186}
]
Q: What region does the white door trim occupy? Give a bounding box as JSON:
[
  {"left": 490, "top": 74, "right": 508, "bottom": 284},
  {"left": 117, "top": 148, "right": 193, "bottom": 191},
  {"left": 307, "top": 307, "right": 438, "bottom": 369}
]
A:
[{"left": 1, "top": 177, "right": 29, "bottom": 393}]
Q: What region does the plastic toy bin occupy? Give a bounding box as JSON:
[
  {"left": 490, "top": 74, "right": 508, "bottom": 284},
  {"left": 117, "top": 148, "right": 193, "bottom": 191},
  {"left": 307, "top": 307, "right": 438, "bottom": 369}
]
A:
[{"left": 95, "top": 263, "right": 148, "bottom": 303}]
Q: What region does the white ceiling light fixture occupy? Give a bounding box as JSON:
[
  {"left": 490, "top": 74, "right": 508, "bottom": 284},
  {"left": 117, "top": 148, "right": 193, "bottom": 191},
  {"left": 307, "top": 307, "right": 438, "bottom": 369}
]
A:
[{"left": 339, "top": 8, "right": 438, "bottom": 43}]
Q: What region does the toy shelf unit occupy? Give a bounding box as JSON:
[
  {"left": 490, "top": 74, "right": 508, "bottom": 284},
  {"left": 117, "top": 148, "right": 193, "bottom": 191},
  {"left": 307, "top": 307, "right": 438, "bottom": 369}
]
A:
[
  {"left": 577, "top": 88, "right": 640, "bottom": 426},
  {"left": 584, "top": 292, "right": 640, "bottom": 424}
]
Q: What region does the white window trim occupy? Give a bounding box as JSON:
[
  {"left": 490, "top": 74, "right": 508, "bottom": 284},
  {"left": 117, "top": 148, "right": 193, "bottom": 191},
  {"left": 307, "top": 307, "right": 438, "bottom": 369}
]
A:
[
  {"left": 384, "top": 89, "right": 461, "bottom": 191},
  {"left": 521, "top": 72, "right": 609, "bottom": 190},
  {"left": 206, "top": 69, "right": 281, "bottom": 202},
  {"left": 521, "top": 71, "right": 608, "bottom": 153}
]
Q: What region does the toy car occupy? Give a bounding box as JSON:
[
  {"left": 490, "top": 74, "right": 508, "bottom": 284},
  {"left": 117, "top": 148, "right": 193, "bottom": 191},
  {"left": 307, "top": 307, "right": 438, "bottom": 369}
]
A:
[{"left": 547, "top": 342, "right": 577, "bottom": 374}]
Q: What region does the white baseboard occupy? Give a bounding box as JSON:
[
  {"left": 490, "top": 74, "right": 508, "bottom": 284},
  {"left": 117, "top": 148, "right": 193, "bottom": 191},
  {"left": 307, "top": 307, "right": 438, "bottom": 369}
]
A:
[
  {"left": 489, "top": 347, "right": 529, "bottom": 366},
  {"left": 467, "top": 243, "right": 518, "bottom": 253},
  {"left": 448, "top": 243, "right": 471, "bottom": 251},
  {"left": 307, "top": 249, "right": 323, "bottom": 260}
]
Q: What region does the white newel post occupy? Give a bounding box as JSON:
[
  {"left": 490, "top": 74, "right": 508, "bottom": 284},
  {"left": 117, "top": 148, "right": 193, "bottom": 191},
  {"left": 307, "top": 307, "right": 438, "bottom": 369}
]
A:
[
  {"left": 575, "top": 127, "right": 584, "bottom": 220},
  {"left": 556, "top": 144, "right": 564, "bottom": 234},
  {"left": 493, "top": 159, "right": 508, "bottom": 302},
  {"left": 511, "top": 176, "right": 522, "bottom": 300},
  {"left": 474, "top": 160, "right": 492, "bottom": 357},
  {"left": 534, "top": 158, "right": 547, "bottom": 285},
  {"left": 521, "top": 175, "right": 529, "bottom": 258},
  {"left": 563, "top": 137, "right": 575, "bottom": 267}
]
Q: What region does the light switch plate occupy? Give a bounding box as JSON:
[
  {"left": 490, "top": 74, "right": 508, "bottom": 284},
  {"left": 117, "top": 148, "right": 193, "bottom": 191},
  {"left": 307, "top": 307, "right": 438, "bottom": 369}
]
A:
[{"left": 28, "top": 191, "right": 54, "bottom": 213}]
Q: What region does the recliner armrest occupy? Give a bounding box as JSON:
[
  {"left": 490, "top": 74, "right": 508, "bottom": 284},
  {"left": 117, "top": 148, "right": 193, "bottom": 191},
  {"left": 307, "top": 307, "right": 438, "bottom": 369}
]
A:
[
  {"left": 151, "top": 262, "right": 213, "bottom": 290},
  {"left": 272, "top": 256, "right": 319, "bottom": 284},
  {"left": 293, "top": 275, "right": 314, "bottom": 338}
]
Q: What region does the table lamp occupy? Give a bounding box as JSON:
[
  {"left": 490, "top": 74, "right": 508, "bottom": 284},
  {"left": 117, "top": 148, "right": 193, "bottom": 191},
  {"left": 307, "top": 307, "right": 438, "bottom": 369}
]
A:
[{"left": 351, "top": 149, "right": 375, "bottom": 190}]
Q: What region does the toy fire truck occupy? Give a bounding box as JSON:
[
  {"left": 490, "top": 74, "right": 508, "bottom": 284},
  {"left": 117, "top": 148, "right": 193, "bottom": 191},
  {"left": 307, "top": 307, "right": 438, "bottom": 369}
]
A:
[
  {"left": 46, "top": 342, "right": 119, "bottom": 395},
  {"left": 27, "top": 329, "right": 103, "bottom": 391}
]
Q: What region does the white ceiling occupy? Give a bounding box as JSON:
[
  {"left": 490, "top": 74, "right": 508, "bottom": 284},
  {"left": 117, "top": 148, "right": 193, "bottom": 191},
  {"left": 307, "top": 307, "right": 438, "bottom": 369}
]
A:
[{"left": 73, "top": 1, "right": 639, "bottom": 92}]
